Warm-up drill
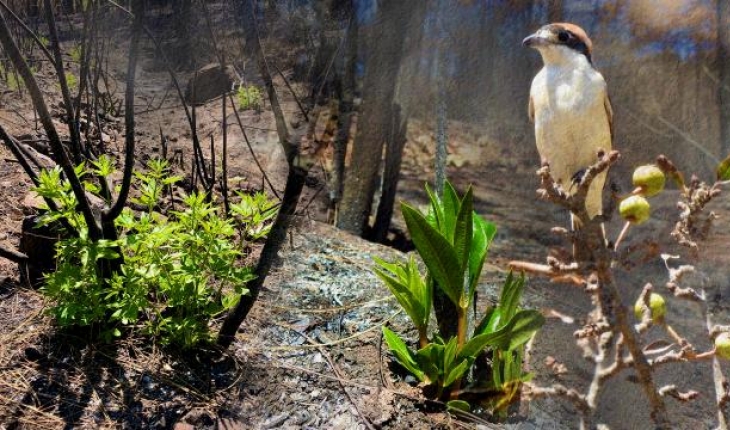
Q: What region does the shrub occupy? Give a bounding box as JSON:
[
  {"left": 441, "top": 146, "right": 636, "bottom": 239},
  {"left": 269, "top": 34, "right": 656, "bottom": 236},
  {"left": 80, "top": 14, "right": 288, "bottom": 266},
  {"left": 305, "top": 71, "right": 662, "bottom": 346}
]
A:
[
  {"left": 34, "top": 158, "right": 270, "bottom": 347},
  {"left": 236, "top": 84, "right": 263, "bottom": 111}
]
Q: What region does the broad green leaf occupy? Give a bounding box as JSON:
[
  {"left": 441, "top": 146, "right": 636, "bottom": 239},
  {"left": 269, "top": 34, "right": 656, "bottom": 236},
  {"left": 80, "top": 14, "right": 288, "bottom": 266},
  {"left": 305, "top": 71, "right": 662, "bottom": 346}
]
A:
[
  {"left": 373, "top": 256, "right": 430, "bottom": 330},
  {"left": 453, "top": 186, "right": 473, "bottom": 280},
  {"left": 443, "top": 358, "right": 470, "bottom": 387},
  {"left": 503, "top": 309, "right": 544, "bottom": 351},
  {"left": 425, "top": 183, "right": 444, "bottom": 230},
  {"left": 717, "top": 154, "right": 730, "bottom": 181},
  {"left": 498, "top": 272, "right": 525, "bottom": 322},
  {"left": 443, "top": 335, "right": 459, "bottom": 372},
  {"left": 401, "top": 203, "right": 462, "bottom": 307},
  {"left": 474, "top": 305, "right": 497, "bottom": 336},
  {"left": 441, "top": 181, "right": 461, "bottom": 241},
  {"left": 382, "top": 326, "right": 425, "bottom": 381},
  {"left": 468, "top": 214, "right": 496, "bottom": 292},
  {"left": 415, "top": 342, "right": 443, "bottom": 384},
  {"left": 459, "top": 310, "right": 545, "bottom": 358},
  {"left": 446, "top": 400, "right": 471, "bottom": 412},
  {"left": 503, "top": 350, "right": 523, "bottom": 382}
]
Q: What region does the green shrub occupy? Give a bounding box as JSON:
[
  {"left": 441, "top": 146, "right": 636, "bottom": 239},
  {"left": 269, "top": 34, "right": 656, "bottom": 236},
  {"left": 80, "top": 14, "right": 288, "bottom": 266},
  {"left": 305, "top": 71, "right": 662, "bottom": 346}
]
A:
[
  {"left": 236, "top": 84, "right": 263, "bottom": 111},
  {"left": 230, "top": 190, "right": 279, "bottom": 243},
  {"left": 34, "top": 157, "right": 263, "bottom": 347}
]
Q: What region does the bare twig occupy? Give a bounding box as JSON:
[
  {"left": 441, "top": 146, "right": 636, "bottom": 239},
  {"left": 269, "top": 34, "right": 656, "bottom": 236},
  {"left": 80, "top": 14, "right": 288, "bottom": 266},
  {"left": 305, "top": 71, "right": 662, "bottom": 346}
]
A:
[
  {"left": 103, "top": 0, "right": 142, "bottom": 222},
  {"left": 227, "top": 92, "right": 280, "bottom": 199},
  {"left": 0, "top": 245, "right": 28, "bottom": 263}
]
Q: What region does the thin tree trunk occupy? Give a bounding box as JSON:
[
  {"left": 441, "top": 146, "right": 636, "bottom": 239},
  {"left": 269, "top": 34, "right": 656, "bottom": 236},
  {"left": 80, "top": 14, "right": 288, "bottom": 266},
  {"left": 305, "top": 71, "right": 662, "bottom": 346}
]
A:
[
  {"left": 331, "top": 13, "right": 357, "bottom": 217},
  {"left": 371, "top": 103, "right": 406, "bottom": 242},
  {"left": 218, "top": 0, "right": 304, "bottom": 348},
  {"left": 336, "top": 0, "right": 408, "bottom": 235}
]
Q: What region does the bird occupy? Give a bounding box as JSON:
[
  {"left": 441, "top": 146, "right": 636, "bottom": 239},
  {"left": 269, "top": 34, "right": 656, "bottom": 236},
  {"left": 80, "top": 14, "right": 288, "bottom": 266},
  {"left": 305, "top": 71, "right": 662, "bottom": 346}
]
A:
[{"left": 523, "top": 23, "right": 613, "bottom": 235}]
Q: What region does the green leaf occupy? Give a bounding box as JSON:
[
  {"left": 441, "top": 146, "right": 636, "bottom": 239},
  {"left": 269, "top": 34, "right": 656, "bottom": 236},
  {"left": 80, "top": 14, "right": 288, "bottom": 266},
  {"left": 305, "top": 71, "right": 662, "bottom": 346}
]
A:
[
  {"left": 382, "top": 326, "right": 425, "bottom": 381},
  {"left": 373, "top": 256, "right": 430, "bottom": 330},
  {"left": 498, "top": 272, "right": 525, "bottom": 322},
  {"left": 453, "top": 186, "right": 473, "bottom": 276},
  {"left": 415, "top": 342, "right": 443, "bottom": 385},
  {"left": 503, "top": 309, "right": 545, "bottom": 351},
  {"left": 443, "top": 358, "right": 469, "bottom": 387},
  {"left": 459, "top": 310, "right": 545, "bottom": 358},
  {"left": 441, "top": 181, "right": 461, "bottom": 241},
  {"left": 443, "top": 335, "right": 459, "bottom": 372},
  {"left": 717, "top": 154, "right": 730, "bottom": 181},
  {"left": 446, "top": 400, "right": 471, "bottom": 412},
  {"left": 468, "top": 214, "right": 496, "bottom": 292},
  {"left": 425, "top": 183, "right": 445, "bottom": 231},
  {"left": 402, "top": 203, "right": 463, "bottom": 307},
  {"left": 474, "top": 305, "right": 497, "bottom": 336}
]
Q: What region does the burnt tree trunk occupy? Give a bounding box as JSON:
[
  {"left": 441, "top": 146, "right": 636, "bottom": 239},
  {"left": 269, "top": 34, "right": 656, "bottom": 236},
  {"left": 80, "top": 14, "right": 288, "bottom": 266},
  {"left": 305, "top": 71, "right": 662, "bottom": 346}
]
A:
[
  {"left": 330, "top": 10, "right": 358, "bottom": 219},
  {"left": 336, "top": 0, "right": 408, "bottom": 236},
  {"left": 370, "top": 103, "right": 406, "bottom": 243}
]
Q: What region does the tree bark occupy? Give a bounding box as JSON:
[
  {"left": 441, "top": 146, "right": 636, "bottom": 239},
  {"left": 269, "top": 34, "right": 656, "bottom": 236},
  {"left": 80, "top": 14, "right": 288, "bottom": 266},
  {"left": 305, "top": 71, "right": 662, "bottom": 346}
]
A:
[
  {"left": 330, "top": 12, "right": 358, "bottom": 217},
  {"left": 218, "top": 0, "right": 304, "bottom": 349},
  {"left": 336, "top": 0, "right": 408, "bottom": 235},
  {"left": 371, "top": 103, "right": 407, "bottom": 242}
]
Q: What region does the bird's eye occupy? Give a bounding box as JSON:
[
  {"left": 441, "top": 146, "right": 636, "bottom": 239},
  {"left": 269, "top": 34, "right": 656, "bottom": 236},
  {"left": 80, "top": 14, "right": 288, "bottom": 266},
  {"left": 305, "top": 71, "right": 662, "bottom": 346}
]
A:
[{"left": 558, "top": 30, "right": 571, "bottom": 42}]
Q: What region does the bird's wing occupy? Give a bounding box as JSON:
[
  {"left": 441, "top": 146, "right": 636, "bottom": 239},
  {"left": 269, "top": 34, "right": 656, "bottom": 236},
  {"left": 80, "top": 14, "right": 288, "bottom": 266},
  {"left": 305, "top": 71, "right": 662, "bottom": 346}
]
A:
[
  {"left": 528, "top": 95, "right": 535, "bottom": 123},
  {"left": 604, "top": 89, "right": 614, "bottom": 141}
]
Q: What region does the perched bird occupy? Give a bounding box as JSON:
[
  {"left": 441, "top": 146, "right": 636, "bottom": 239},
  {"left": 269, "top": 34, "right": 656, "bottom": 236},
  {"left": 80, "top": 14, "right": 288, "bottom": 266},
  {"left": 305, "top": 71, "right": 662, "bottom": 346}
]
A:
[{"left": 523, "top": 23, "right": 613, "bottom": 231}]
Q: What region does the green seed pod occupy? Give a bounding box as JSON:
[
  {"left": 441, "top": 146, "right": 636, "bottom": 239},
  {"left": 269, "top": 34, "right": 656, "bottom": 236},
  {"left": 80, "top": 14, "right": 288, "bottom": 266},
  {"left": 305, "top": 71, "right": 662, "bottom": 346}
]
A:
[
  {"left": 715, "top": 333, "right": 730, "bottom": 360},
  {"left": 633, "top": 165, "right": 666, "bottom": 197},
  {"left": 634, "top": 293, "right": 666, "bottom": 323},
  {"left": 620, "top": 195, "right": 651, "bottom": 224}
]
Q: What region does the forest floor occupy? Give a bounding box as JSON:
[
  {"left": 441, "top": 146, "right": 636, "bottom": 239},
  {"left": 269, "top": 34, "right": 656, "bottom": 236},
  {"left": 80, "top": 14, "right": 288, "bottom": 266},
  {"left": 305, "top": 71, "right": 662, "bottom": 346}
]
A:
[{"left": 2, "top": 6, "right": 730, "bottom": 430}]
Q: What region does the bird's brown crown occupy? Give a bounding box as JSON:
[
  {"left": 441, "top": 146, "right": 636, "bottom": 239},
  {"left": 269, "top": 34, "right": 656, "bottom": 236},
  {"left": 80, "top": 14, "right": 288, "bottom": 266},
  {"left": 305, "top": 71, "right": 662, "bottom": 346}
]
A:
[{"left": 544, "top": 23, "right": 593, "bottom": 62}]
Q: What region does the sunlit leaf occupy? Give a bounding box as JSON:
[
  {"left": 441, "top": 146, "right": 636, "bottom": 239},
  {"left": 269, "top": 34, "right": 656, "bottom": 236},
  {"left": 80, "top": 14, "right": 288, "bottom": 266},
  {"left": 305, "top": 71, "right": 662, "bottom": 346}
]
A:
[
  {"left": 402, "top": 202, "right": 462, "bottom": 307},
  {"left": 717, "top": 154, "right": 730, "bottom": 181},
  {"left": 446, "top": 400, "right": 471, "bottom": 412},
  {"left": 383, "top": 326, "right": 425, "bottom": 381}
]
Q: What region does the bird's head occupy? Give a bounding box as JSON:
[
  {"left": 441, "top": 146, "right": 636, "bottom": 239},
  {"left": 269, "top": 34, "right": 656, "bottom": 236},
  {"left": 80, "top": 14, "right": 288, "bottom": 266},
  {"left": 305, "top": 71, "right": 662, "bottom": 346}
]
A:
[{"left": 523, "top": 23, "right": 593, "bottom": 66}]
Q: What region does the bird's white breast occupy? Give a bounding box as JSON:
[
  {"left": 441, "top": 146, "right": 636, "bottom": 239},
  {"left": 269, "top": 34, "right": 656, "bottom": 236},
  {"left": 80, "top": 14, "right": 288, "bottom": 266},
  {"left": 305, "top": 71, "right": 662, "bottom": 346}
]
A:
[{"left": 530, "top": 62, "right": 611, "bottom": 181}]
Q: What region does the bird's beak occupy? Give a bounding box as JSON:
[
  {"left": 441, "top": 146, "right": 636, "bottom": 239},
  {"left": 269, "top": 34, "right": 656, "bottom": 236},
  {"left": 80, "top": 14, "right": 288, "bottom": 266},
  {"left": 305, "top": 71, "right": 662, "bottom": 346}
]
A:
[{"left": 522, "top": 32, "right": 547, "bottom": 48}]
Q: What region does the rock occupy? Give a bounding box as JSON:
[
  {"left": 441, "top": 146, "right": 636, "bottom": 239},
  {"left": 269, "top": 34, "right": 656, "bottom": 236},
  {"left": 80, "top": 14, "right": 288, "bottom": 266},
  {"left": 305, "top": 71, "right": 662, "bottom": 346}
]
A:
[
  {"left": 21, "top": 191, "right": 44, "bottom": 215},
  {"left": 185, "top": 63, "right": 239, "bottom": 105}
]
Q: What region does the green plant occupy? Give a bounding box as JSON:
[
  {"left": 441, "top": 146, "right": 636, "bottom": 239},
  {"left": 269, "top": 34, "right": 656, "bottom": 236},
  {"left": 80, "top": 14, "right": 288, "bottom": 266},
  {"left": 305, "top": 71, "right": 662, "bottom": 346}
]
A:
[
  {"left": 69, "top": 44, "right": 83, "bottom": 63},
  {"left": 35, "top": 158, "right": 258, "bottom": 347},
  {"left": 375, "top": 181, "right": 544, "bottom": 412},
  {"left": 229, "top": 190, "right": 279, "bottom": 242},
  {"left": 6, "top": 70, "right": 22, "bottom": 91},
  {"left": 66, "top": 72, "right": 78, "bottom": 91},
  {"left": 236, "top": 84, "right": 263, "bottom": 111}
]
